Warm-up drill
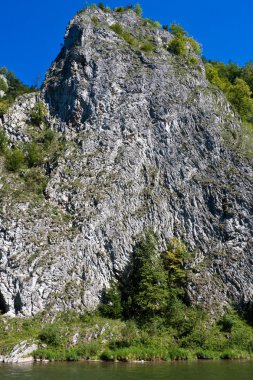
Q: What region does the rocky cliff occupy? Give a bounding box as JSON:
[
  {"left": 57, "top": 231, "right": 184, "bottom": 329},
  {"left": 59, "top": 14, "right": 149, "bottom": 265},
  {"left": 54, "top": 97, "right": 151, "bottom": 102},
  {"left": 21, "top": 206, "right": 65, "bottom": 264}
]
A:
[{"left": 0, "top": 6, "right": 252, "bottom": 317}]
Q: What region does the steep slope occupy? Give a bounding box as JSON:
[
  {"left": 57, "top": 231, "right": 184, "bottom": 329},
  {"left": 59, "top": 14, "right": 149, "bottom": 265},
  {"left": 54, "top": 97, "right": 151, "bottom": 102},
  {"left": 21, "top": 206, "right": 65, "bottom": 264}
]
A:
[{"left": 0, "top": 7, "right": 252, "bottom": 317}]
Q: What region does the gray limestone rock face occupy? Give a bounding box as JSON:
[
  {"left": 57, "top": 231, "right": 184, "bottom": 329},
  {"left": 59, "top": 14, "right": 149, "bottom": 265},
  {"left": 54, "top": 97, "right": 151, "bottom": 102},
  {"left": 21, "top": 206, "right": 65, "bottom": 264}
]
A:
[{"left": 0, "top": 7, "right": 252, "bottom": 317}]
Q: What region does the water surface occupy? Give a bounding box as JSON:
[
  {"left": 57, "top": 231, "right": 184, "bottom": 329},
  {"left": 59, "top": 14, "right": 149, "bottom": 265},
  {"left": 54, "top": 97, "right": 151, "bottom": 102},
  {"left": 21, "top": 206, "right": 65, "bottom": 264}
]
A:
[{"left": 0, "top": 361, "right": 253, "bottom": 380}]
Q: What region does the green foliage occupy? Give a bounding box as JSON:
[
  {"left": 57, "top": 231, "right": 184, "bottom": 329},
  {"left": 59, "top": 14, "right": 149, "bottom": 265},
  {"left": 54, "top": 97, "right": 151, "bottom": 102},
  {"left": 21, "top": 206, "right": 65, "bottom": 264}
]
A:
[
  {"left": 162, "top": 238, "right": 188, "bottom": 291},
  {"left": 242, "top": 62, "right": 253, "bottom": 94},
  {"left": 140, "top": 41, "right": 155, "bottom": 52},
  {"left": 25, "top": 142, "right": 44, "bottom": 167},
  {"left": 23, "top": 168, "right": 47, "bottom": 195},
  {"left": 39, "top": 325, "right": 62, "bottom": 347},
  {"left": 167, "top": 24, "right": 201, "bottom": 60},
  {"left": 187, "top": 37, "right": 202, "bottom": 55},
  {"left": 168, "top": 36, "right": 187, "bottom": 57},
  {"left": 30, "top": 101, "right": 47, "bottom": 126},
  {"left": 99, "top": 282, "right": 123, "bottom": 319},
  {"left": 5, "top": 148, "right": 25, "bottom": 172},
  {"left": 123, "top": 232, "right": 170, "bottom": 323},
  {"left": 134, "top": 3, "right": 142, "bottom": 16},
  {"left": 114, "top": 6, "right": 125, "bottom": 13},
  {"left": 206, "top": 61, "right": 253, "bottom": 123},
  {"left": 226, "top": 78, "right": 253, "bottom": 121},
  {"left": 110, "top": 23, "right": 136, "bottom": 46},
  {"left": 0, "top": 78, "right": 8, "bottom": 93},
  {"left": 143, "top": 18, "right": 161, "bottom": 29},
  {"left": 0, "top": 68, "right": 33, "bottom": 116},
  {"left": 169, "top": 23, "right": 187, "bottom": 37},
  {"left": 0, "top": 129, "right": 7, "bottom": 153},
  {"left": 98, "top": 2, "right": 106, "bottom": 11},
  {"left": 0, "top": 98, "right": 10, "bottom": 117}
]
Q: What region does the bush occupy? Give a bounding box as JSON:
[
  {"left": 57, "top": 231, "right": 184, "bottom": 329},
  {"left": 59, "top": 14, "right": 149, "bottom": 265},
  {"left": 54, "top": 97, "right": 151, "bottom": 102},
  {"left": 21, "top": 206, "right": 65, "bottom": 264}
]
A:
[
  {"left": 114, "top": 6, "right": 125, "bottom": 13},
  {"left": 110, "top": 23, "right": 136, "bottom": 46},
  {"left": 24, "top": 168, "right": 47, "bottom": 195},
  {"left": 0, "top": 98, "right": 10, "bottom": 117},
  {"left": 5, "top": 148, "right": 25, "bottom": 172},
  {"left": 25, "top": 142, "right": 44, "bottom": 167},
  {"left": 226, "top": 78, "right": 253, "bottom": 122},
  {"left": 30, "top": 101, "right": 47, "bottom": 126},
  {"left": 169, "top": 23, "right": 187, "bottom": 37},
  {"left": 0, "top": 129, "right": 7, "bottom": 154},
  {"left": 168, "top": 36, "right": 187, "bottom": 57},
  {"left": 134, "top": 3, "right": 142, "bottom": 16},
  {"left": 98, "top": 2, "right": 105, "bottom": 11},
  {"left": 39, "top": 325, "right": 62, "bottom": 347},
  {"left": 110, "top": 23, "right": 123, "bottom": 35},
  {"left": 140, "top": 41, "right": 155, "bottom": 52},
  {"left": 187, "top": 37, "right": 202, "bottom": 55}
]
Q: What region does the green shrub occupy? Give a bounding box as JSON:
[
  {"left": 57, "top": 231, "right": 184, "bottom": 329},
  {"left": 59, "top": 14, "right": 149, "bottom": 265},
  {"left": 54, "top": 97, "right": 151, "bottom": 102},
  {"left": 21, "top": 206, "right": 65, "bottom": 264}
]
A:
[
  {"left": 25, "top": 142, "right": 44, "bottom": 167},
  {"left": 188, "top": 56, "right": 199, "bottom": 66},
  {"left": 140, "top": 41, "right": 155, "bottom": 52},
  {"left": 110, "top": 23, "right": 136, "bottom": 46},
  {"left": 98, "top": 2, "right": 105, "bottom": 11},
  {"left": 0, "top": 78, "right": 8, "bottom": 93},
  {"left": 226, "top": 78, "right": 253, "bottom": 121},
  {"left": 110, "top": 23, "right": 123, "bottom": 35},
  {"left": 0, "top": 129, "right": 8, "bottom": 154},
  {"left": 24, "top": 168, "right": 47, "bottom": 195},
  {"left": 187, "top": 37, "right": 202, "bottom": 55},
  {"left": 5, "top": 148, "right": 25, "bottom": 172},
  {"left": 30, "top": 101, "right": 47, "bottom": 126},
  {"left": 114, "top": 6, "right": 125, "bottom": 13},
  {"left": 41, "top": 128, "right": 56, "bottom": 148},
  {"left": 169, "top": 23, "right": 187, "bottom": 37},
  {"left": 144, "top": 19, "right": 161, "bottom": 29},
  {"left": 168, "top": 36, "right": 187, "bottom": 57},
  {"left": 134, "top": 3, "right": 142, "bottom": 16},
  {"left": 39, "top": 325, "right": 62, "bottom": 347},
  {"left": 0, "top": 98, "right": 10, "bottom": 117}
]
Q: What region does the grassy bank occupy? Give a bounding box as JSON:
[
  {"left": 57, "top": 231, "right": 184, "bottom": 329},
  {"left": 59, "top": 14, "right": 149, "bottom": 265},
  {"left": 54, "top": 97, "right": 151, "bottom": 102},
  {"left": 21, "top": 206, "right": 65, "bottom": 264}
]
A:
[{"left": 1, "top": 309, "right": 253, "bottom": 362}]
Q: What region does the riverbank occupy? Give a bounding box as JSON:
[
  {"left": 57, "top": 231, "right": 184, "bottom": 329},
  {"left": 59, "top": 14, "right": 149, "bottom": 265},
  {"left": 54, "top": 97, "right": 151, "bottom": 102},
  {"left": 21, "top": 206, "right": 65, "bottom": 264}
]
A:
[{"left": 1, "top": 309, "right": 253, "bottom": 363}]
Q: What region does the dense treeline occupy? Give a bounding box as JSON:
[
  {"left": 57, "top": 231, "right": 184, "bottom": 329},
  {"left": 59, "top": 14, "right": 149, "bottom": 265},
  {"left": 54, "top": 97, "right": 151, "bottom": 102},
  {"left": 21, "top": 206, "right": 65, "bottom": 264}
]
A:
[{"left": 205, "top": 60, "right": 253, "bottom": 123}]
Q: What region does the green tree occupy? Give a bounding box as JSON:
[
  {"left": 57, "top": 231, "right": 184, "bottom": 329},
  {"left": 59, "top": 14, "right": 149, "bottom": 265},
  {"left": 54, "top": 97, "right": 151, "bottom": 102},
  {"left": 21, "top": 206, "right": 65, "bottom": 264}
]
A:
[
  {"left": 162, "top": 238, "right": 189, "bottom": 300},
  {"left": 227, "top": 78, "right": 253, "bottom": 121},
  {"left": 134, "top": 3, "right": 142, "bottom": 16},
  {"left": 99, "top": 281, "right": 123, "bottom": 319},
  {"left": 242, "top": 61, "right": 253, "bottom": 94},
  {"left": 123, "top": 232, "right": 169, "bottom": 323},
  {"left": 98, "top": 2, "right": 106, "bottom": 11}
]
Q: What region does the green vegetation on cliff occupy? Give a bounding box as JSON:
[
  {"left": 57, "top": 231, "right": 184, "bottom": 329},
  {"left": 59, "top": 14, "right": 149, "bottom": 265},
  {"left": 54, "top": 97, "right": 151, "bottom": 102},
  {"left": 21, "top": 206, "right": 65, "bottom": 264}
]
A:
[
  {"left": 0, "top": 68, "right": 33, "bottom": 116},
  {"left": 205, "top": 60, "right": 253, "bottom": 124}
]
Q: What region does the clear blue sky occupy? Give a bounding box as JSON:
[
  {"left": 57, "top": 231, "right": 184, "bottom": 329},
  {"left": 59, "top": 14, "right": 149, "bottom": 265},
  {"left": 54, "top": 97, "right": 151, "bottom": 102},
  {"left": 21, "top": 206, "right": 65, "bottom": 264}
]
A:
[{"left": 0, "top": 0, "right": 252, "bottom": 86}]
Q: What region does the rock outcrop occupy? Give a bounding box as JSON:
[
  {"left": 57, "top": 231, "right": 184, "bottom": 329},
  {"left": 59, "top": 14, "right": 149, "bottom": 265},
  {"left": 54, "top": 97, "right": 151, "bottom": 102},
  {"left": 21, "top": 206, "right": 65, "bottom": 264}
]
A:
[{"left": 0, "top": 7, "right": 252, "bottom": 317}]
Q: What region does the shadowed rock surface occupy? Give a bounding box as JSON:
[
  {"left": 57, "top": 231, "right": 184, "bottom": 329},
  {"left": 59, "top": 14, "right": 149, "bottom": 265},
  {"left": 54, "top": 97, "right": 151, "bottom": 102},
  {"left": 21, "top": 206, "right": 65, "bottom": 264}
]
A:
[{"left": 0, "top": 7, "right": 252, "bottom": 316}]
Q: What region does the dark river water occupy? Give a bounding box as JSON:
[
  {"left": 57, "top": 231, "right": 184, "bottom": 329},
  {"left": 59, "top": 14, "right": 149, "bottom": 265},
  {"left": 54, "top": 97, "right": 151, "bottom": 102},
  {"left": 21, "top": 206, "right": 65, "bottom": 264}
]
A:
[{"left": 0, "top": 361, "right": 253, "bottom": 380}]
